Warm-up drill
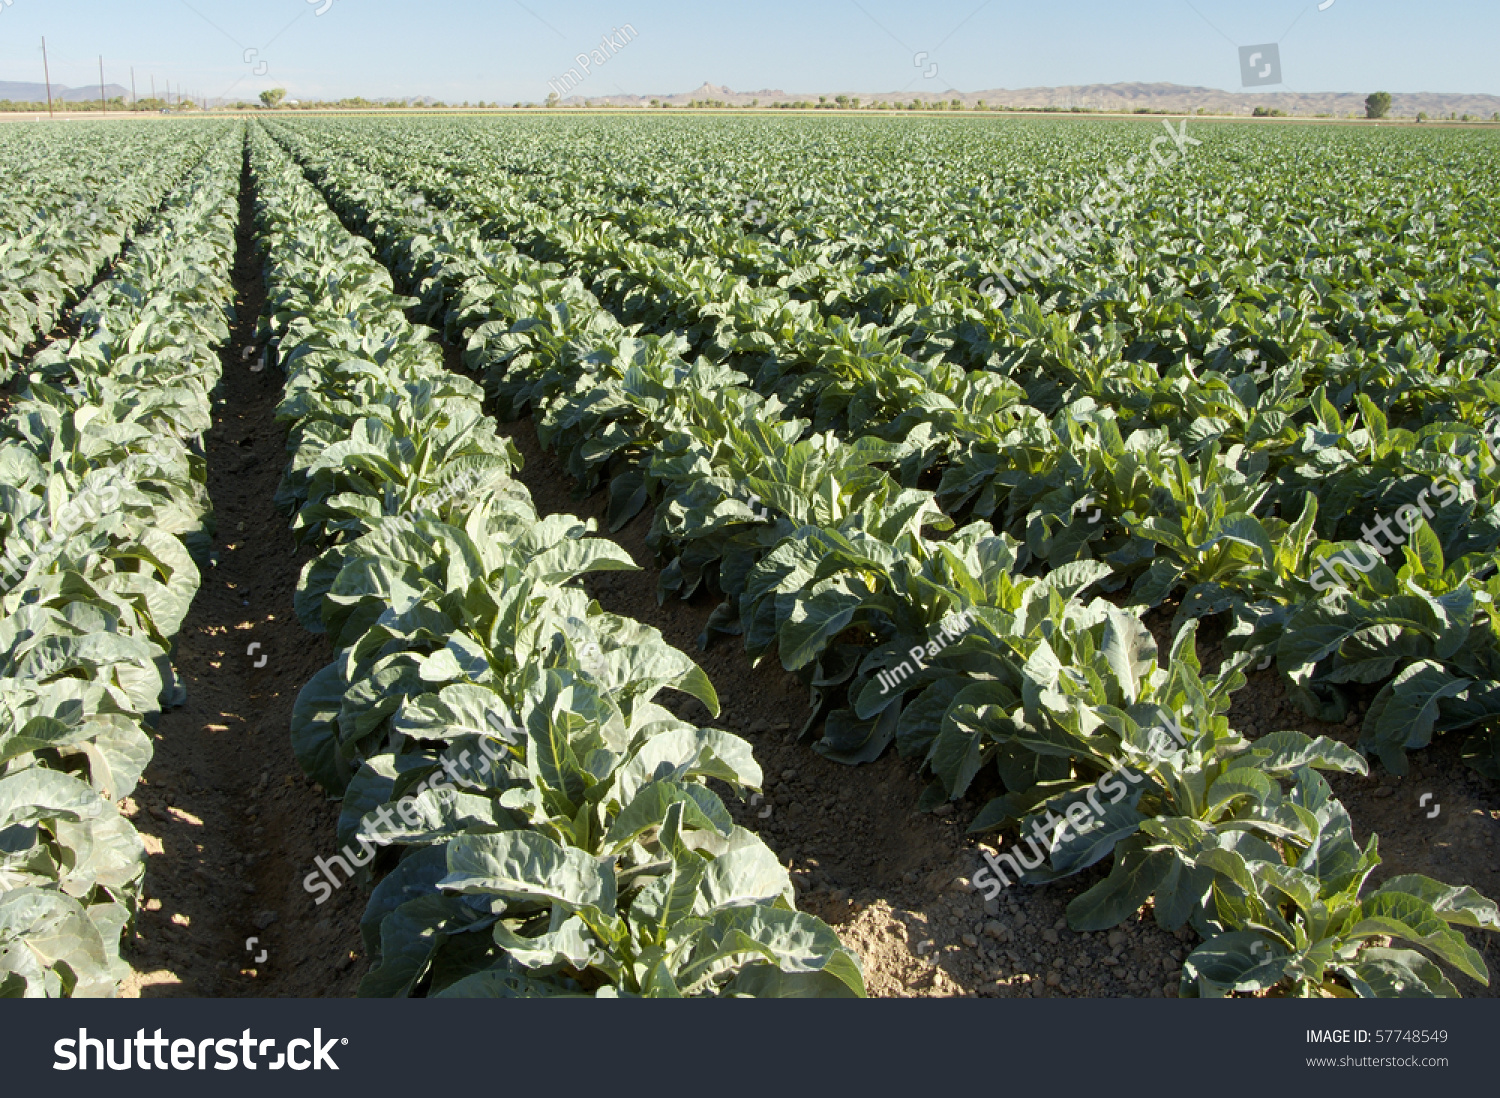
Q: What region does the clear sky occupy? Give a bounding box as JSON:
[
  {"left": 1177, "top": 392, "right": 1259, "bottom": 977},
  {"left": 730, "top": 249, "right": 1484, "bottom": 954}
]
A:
[{"left": 0, "top": 0, "right": 1493, "bottom": 104}]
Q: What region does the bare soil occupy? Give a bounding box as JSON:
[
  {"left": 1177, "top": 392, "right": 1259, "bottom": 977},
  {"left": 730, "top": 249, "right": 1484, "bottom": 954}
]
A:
[{"left": 120, "top": 148, "right": 362, "bottom": 997}]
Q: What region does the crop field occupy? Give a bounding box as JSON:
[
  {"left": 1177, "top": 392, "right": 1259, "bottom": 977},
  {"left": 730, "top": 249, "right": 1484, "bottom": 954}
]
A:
[{"left": 4, "top": 113, "right": 1500, "bottom": 1000}]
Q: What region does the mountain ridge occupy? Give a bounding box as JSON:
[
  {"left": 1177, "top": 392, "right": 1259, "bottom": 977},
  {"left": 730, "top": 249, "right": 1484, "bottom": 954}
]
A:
[
  {"left": 0, "top": 80, "right": 135, "bottom": 102},
  {"left": 560, "top": 80, "right": 1500, "bottom": 117}
]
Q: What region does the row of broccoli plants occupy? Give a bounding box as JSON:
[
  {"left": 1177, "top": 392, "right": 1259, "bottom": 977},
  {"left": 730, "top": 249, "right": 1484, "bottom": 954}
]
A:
[
  {"left": 0, "top": 125, "right": 229, "bottom": 379},
  {"left": 254, "top": 126, "right": 1446, "bottom": 786},
  {"left": 267, "top": 120, "right": 1498, "bottom": 444},
  {"left": 276, "top": 117, "right": 1078, "bottom": 315},
  {"left": 291, "top": 117, "right": 1500, "bottom": 576},
  {"left": 268, "top": 119, "right": 1500, "bottom": 783},
  {"left": 0, "top": 133, "right": 241, "bottom": 996},
  {"left": 322, "top": 119, "right": 1500, "bottom": 574},
  {"left": 261, "top": 124, "right": 1500, "bottom": 997},
  {"left": 247, "top": 129, "right": 864, "bottom": 998},
  {"left": 423, "top": 118, "right": 1498, "bottom": 391},
  {"left": 262, "top": 120, "right": 1029, "bottom": 452}
]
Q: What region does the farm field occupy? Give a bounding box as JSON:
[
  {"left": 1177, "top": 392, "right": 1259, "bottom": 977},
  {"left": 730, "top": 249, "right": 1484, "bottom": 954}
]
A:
[{"left": 4, "top": 113, "right": 1500, "bottom": 999}]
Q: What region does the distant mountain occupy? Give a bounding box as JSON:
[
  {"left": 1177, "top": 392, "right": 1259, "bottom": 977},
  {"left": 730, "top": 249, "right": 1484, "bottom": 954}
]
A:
[
  {"left": 0, "top": 80, "right": 133, "bottom": 102},
  {"left": 5, "top": 76, "right": 1491, "bottom": 118},
  {"left": 556, "top": 80, "right": 1500, "bottom": 118}
]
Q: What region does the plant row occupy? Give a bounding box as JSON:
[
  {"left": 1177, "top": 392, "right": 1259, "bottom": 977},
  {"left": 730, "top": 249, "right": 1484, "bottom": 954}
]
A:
[
  {"left": 265, "top": 119, "right": 1500, "bottom": 786},
  {"left": 268, "top": 119, "right": 1500, "bottom": 781},
  {"left": 247, "top": 127, "right": 865, "bottom": 998},
  {"left": 0, "top": 132, "right": 240, "bottom": 996},
  {"left": 0, "top": 124, "right": 231, "bottom": 379},
  {"left": 261, "top": 120, "right": 1500, "bottom": 997}
]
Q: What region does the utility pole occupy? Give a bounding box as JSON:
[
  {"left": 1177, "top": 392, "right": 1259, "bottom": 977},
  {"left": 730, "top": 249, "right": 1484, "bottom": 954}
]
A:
[
  {"left": 41, "top": 38, "right": 54, "bottom": 118},
  {"left": 131, "top": 68, "right": 137, "bottom": 109},
  {"left": 150, "top": 75, "right": 156, "bottom": 103},
  {"left": 99, "top": 56, "right": 107, "bottom": 115}
]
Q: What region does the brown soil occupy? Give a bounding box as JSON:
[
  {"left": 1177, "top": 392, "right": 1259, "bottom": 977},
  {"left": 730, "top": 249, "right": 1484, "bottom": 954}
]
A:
[{"left": 119, "top": 147, "right": 362, "bottom": 997}]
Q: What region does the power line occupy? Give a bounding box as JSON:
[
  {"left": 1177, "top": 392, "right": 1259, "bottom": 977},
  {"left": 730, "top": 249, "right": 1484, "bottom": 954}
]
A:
[{"left": 41, "top": 37, "right": 54, "bottom": 118}]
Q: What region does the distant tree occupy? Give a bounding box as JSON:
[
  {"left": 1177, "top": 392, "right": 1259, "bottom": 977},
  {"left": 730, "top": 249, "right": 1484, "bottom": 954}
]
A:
[
  {"left": 259, "top": 87, "right": 287, "bottom": 109},
  {"left": 546, "top": 91, "right": 560, "bottom": 108},
  {"left": 1364, "top": 91, "right": 1391, "bottom": 119}
]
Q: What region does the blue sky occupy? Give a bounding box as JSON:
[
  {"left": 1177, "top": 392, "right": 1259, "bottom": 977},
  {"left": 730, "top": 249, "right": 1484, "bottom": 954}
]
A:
[{"left": 0, "top": 0, "right": 1494, "bottom": 103}]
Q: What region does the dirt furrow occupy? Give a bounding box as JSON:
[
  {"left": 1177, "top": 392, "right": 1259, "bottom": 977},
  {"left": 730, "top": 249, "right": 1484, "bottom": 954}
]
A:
[{"left": 120, "top": 141, "right": 363, "bottom": 998}]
